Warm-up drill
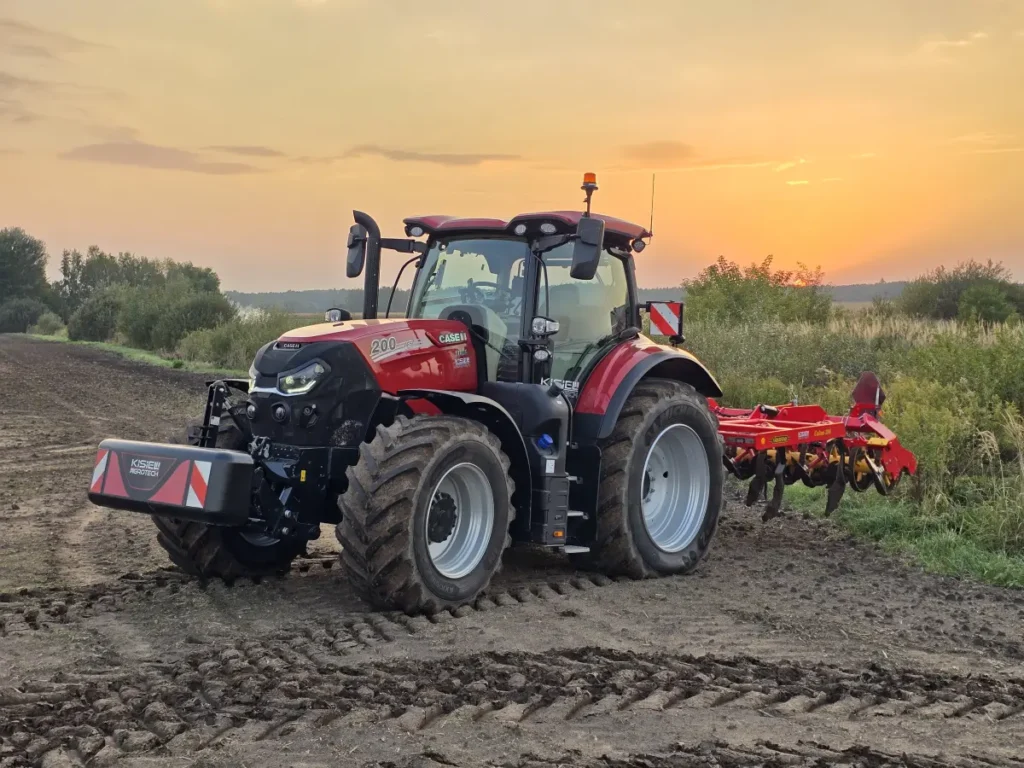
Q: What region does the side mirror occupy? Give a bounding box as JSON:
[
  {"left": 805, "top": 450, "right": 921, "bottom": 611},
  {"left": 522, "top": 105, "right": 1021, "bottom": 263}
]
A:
[
  {"left": 346, "top": 224, "right": 368, "bottom": 278},
  {"left": 570, "top": 216, "right": 605, "bottom": 280}
]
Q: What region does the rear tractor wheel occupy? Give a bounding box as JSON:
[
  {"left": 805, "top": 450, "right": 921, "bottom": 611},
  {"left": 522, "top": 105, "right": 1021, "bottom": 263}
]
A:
[
  {"left": 152, "top": 413, "right": 305, "bottom": 580},
  {"left": 579, "top": 378, "right": 724, "bottom": 578},
  {"left": 336, "top": 415, "right": 515, "bottom": 614}
]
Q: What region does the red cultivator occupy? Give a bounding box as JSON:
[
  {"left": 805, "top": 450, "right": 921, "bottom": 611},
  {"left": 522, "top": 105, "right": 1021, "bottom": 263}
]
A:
[{"left": 710, "top": 372, "right": 917, "bottom": 520}]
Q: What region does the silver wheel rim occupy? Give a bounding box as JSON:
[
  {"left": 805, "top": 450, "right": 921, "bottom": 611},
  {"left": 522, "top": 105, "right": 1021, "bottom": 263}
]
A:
[
  {"left": 641, "top": 423, "right": 710, "bottom": 553},
  {"left": 426, "top": 462, "right": 495, "bottom": 579}
]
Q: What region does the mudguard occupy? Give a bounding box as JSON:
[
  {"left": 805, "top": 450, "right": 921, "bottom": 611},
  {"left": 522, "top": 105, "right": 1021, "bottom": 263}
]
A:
[
  {"left": 574, "top": 337, "right": 723, "bottom": 443},
  {"left": 397, "top": 388, "right": 532, "bottom": 521}
]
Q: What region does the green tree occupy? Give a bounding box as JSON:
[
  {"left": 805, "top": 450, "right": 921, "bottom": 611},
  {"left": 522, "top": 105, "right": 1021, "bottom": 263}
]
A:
[
  {"left": 55, "top": 247, "right": 170, "bottom": 319},
  {"left": 0, "top": 228, "right": 49, "bottom": 305},
  {"left": 165, "top": 260, "right": 220, "bottom": 293},
  {"left": 683, "top": 255, "right": 831, "bottom": 324}
]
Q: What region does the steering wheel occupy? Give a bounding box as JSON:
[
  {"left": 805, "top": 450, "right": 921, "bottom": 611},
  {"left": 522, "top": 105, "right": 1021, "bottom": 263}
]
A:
[{"left": 460, "top": 280, "right": 500, "bottom": 304}]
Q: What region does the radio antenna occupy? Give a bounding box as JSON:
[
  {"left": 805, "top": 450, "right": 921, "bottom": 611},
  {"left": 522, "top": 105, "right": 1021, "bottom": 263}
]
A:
[{"left": 648, "top": 173, "right": 656, "bottom": 237}]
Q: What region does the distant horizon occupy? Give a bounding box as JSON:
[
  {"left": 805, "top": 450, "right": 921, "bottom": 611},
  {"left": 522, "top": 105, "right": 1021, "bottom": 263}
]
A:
[{"left": 224, "top": 279, "right": 912, "bottom": 293}]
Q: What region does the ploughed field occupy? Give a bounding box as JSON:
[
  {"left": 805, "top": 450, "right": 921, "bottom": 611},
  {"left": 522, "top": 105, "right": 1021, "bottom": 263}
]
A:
[{"left": 1, "top": 334, "right": 1023, "bottom": 768}]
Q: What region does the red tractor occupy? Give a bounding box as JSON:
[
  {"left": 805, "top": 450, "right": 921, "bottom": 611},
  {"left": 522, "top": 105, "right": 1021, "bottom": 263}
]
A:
[{"left": 87, "top": 174, "right": 915, "bottom": 614}]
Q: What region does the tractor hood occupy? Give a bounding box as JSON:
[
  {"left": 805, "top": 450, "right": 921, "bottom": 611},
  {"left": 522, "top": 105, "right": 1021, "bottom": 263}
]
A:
[
  {"left": 246, "top": 316, "right": 479, "bottom": 448},
  {"left": 257, "top": 316, "right": 479, "bottom": 397},
  {"left": 278, "top": 317, "right": 461, "bottom": 344}
]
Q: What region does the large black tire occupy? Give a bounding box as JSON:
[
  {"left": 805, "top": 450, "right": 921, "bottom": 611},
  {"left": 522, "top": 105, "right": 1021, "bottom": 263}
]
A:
[
  {"left": 152, "top": 413, "right": 305, "bottom": 580},
  {"left": 336, "top": 415, "right": 515, "bottom": 614},
  {"left": 580, "top": 378, "right": 724, "bottom": 578}
]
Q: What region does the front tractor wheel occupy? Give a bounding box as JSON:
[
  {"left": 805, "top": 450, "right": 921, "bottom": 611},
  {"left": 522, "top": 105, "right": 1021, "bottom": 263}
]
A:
[
  {"left": 152, "top": 414, "right": 305, "bottom": 581},
  {"left": 336, "top": 415, "right": 514, "bottom": 614},
  {"left": 581, "top": 378, "right": 724, "bottom": 578}
]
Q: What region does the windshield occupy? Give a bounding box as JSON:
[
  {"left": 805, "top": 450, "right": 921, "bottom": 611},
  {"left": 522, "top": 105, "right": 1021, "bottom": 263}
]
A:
[
  {"left": 408, "top": 237, "right": 530, "bottom": 382},
  {"left": 406, "top": 236, "right": 632, "bottom": 386}
]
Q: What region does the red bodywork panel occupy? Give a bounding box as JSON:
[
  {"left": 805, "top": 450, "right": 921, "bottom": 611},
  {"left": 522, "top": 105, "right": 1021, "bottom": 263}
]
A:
[
  {"left": 404, "top": 211, "right": 651, "bottom": 242},
  {"left": 279, "top": 319, "right": 478, "bottom": 396},
  {"left": 576, "top": 336, "right": 709, "bottom": 415}
]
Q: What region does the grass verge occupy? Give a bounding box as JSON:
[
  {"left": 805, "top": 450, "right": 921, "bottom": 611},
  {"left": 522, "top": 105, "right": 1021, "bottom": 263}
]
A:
[
  {"left": 24, "top": 334, "right": 245, "bottom": 377},
  {"left": 781, "top": 484, "right": 1024, "bottom": 588}
]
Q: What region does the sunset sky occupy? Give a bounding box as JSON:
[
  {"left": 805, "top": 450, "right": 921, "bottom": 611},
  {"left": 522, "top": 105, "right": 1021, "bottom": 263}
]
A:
[{"left": 2, "top": 0, "right": 1023, "bottom": 292}]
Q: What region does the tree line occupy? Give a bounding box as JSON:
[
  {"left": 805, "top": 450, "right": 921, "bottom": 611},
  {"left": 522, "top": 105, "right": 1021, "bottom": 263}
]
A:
[{"left": 0, "top": 227, "right": 232, "bottom": 347}]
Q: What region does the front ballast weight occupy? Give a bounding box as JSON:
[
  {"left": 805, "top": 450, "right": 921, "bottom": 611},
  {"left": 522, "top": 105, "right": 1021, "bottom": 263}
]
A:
[{"left": 710, "top": 372, "right": 917, "bottom": 520}]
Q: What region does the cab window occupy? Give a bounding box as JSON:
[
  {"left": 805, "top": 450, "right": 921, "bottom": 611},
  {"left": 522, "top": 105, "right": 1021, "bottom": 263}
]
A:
[{"left": 537, "top": 243, "right": 630, "bottom": 383}]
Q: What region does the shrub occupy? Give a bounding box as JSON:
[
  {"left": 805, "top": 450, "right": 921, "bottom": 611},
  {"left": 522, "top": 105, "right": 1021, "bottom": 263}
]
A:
[
  {"left": 118, "top": 284, "right": 235, "bottom": 351},
  {"left": 28, "top": 311, "right": 65, "bottom": 336},
  {"left": 899, "top": 259, "right": 1022, "bottom": 321},
  {"left": 68, "top": 289, "right": 125, "bottom": 341},
  {"left": 958, "top": 283, "right": 1016, "bottom": 325},
  {"left": 151, "top": 291, "right": 235, "bottom": 350},
  {"left": 683, "top": 255, "right": 832, "bottom": 325},
  {"left": 0, "top": 297, "right": 48, "bottom": 333},
  {"left": 177, "top": 310, "right": 304, "bottom": 370}
]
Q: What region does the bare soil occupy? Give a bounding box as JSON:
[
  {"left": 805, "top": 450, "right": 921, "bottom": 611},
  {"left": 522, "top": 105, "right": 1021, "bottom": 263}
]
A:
[{"left": 1, "top": 334, "right": 1023, "bottom": 768}]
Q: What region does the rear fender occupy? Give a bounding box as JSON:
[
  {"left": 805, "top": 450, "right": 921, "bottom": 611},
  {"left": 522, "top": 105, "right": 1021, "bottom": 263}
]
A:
[
  {"left": 574, "top": 339, "right": 722, "bottom": 443},
  {"left": 397, "top": 389, "right": 532, "bottom": 527}
]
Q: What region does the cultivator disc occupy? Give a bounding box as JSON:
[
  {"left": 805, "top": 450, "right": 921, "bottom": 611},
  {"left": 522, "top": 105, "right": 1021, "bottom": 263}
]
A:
[{"left": 710, "top": 372, "right": 917, "bottom": 521}]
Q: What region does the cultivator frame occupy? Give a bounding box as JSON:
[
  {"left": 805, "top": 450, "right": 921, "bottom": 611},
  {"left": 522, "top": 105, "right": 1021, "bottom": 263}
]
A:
[{"left": 710, "top": 372, "right": 917, "bottom": 520}]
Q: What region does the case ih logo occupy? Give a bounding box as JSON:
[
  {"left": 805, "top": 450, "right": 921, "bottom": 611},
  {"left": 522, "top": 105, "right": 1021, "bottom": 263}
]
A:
[
  {"left": 438, "top": 331, "right": 468, "bottom": 345},
  {"left": 129, "top": 458, "right": 162, "bottom": 477}
]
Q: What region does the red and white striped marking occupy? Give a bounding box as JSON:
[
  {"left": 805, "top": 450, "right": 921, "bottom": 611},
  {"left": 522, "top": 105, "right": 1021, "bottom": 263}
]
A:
[
  {"left": 90, "top": 449, "right": 109, "bottom": 493},
  {"left": 649, "top": 302, "right": 682, "bottom": 336},
  {"left": 186, "top": 460, "right": 211, "bottom": 509}
]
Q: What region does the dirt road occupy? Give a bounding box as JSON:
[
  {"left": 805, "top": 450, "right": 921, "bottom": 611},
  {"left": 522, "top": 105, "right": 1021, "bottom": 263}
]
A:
[{"left": 2, "top": 334, "right": 1023, "bottom": 768}]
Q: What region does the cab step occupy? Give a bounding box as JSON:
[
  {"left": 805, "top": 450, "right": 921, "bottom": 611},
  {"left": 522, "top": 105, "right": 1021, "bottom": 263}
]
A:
[
  {"left": 562, "top": 545, "right": 590, "bottom": 554},
  {"left": 567, "top": 510, "right": 587, "bottom": 518}
]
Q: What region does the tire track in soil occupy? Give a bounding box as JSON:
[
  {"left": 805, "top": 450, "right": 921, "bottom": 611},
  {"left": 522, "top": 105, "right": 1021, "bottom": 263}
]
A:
[
  {"left": 379, "top": 742, "right": 1024, "bottom": 768},
  {"left": 393, "top": 742, "right": 1024, "bottom": 768},
  {"left": 0, "top": 554, "right": 616, "bottom": 637},
  {"left": 3, "top": 646, "right": 1024, "bottom": 766}
]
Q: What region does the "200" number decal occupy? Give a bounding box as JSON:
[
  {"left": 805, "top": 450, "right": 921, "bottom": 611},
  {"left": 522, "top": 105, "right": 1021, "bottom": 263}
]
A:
[{"left": 370, "top": 337, "right": 398, "bottom": 357}]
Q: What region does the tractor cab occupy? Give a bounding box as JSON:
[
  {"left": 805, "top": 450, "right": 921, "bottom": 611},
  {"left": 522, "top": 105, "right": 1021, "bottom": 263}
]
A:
[{"left": 346, "top": 174, "right": 666, "bottom": 396}]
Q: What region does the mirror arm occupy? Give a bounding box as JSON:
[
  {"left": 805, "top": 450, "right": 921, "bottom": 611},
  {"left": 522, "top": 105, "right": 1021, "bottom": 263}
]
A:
[{"left": 380, "top": 238, "right": 427, "bottom": 255}]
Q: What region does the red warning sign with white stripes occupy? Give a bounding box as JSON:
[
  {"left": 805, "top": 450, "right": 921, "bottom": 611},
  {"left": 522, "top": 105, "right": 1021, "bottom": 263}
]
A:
[
  {"left": 649, "top": 301, "right": 683, "bottom": 337},
  {"left": 187, "top": 460, "right": 211, "bottom": 509},
  {"left": 88, "top": 450, "right": 209, "bottom": 510}
]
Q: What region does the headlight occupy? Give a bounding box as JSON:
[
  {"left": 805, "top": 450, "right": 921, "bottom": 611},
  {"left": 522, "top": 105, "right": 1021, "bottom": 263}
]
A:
[
  {"left": 248, "top": 363, "right": 257, "bottom": 392},
  {"left": 277, "top": 361, "right": 328, "bottom": 395}
]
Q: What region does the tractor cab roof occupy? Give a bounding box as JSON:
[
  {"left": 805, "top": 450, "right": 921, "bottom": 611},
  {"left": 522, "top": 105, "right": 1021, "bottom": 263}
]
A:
[{"left": 402, "top": 211, "right": 650, "bottom": 249}]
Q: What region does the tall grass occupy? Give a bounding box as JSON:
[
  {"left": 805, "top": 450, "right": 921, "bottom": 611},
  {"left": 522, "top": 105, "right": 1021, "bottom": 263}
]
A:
[{"left": 672, "top": 314, "right": 1024, "bottom": 577}]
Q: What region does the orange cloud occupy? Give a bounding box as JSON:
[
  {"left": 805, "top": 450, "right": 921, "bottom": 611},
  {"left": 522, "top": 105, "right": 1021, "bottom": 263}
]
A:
[
  {"left": 61, "top": 140, "right": 264, "bottom": 174},
  {"left": 343, "top": 144, "right": 520, "bottom": 167}
]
